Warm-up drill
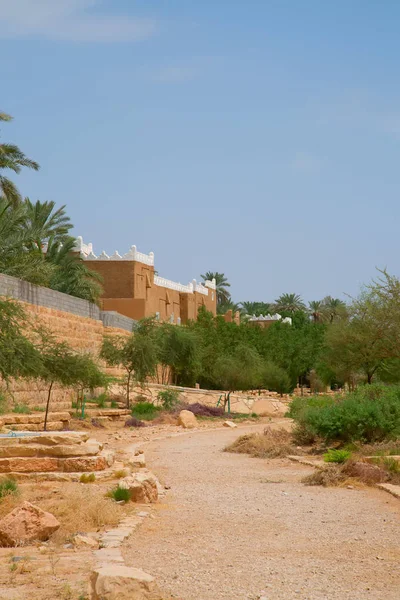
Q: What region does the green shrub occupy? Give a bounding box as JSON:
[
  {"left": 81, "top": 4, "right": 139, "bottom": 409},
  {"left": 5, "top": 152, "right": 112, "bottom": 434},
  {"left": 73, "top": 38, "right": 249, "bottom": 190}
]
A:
[
  {"left": 131, "top": 401, "right": 161, "bottom": 421},
  {"left": 110, "top": 400, "right": 118, "bottom": 409},
  {"left": 0, "top": 477, "right": 19, "bottom": 498},
  {"left": 80, "top": 473, "right": 96, "bottom": 483},
  {"left": 12, "top": 404, "right": 30, "bottom": 414},
  {"left": 108, "top": 486, "right": 130, "bottom": 503},
  {"left": 157, "top": 388, "right": 180, "bottom": 410},
  {"left": 292, "top": 384, "right": 400, "bottom": 443},
  {"left": 0, "top": 392, "right": 8, "bottom": 415},
  {"left": 323, "top": 449, "right": 352, "bottom": 464}
]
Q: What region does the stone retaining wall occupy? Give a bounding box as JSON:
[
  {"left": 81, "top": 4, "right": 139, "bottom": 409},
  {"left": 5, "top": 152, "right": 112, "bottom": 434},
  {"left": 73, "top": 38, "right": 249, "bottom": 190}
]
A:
[{"left": 0, "top": 273, "right": 135, "bottom": 410}]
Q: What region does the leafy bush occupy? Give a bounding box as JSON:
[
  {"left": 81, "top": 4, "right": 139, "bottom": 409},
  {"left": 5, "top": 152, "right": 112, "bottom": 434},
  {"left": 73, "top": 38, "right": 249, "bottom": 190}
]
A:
[
  {"left": 291, "top": 385, "right": 400, "bottom": 443},
  {"left": 323, "top": 449, "right": 351, "bottom": 463},
  {"left": 0, "top": 477, "right": 19, "bottom": 498},
  {"left": 131, "top": 401, "right": 161, "bottom": 421},
  {"left": 157, "top": 388, "right": 180, "bottom": 410},
  {"left": 109, "top": 486, "right": 130, "bottom": 503},
  {"left": 80, "top": 473, "right": 96, "bottom": 483}
]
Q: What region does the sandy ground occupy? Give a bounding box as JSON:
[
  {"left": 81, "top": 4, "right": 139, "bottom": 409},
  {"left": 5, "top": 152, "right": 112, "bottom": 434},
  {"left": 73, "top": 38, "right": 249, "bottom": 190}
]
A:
[{"left": 122, "top": 421, "right": 400, "bottom": 600}]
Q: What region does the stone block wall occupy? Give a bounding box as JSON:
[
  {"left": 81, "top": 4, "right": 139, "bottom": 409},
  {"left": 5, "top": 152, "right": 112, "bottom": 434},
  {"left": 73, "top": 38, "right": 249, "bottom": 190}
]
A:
[{"left": 0, "top": 274, "right": 135, "bottom": 411}]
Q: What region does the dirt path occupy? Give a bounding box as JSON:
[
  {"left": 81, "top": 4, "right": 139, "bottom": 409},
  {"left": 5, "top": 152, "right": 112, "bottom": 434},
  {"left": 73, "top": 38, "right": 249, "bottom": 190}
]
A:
[{"left": 123, "top": 422, "right": 400, "bottom": 600}]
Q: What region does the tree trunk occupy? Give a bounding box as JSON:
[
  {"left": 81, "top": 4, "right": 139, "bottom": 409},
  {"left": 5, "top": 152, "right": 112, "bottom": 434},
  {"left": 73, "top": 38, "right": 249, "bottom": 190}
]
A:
[
  {"left": 126, "top": 372, "right": 131, "bottom": 409},
  {"left": 44, "top": 381, "right": 53, "bottom": 432},
  {"left": 367, "top": 372, "right": 373, "bottom": 384}
]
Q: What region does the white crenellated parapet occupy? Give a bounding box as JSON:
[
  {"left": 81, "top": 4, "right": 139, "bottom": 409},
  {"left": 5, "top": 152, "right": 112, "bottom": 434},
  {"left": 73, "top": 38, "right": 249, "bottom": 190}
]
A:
[
  {"left": 247, "top": 313, "right": 292, "bottom": 325},
  {"left": 75, "top": 237, "right": 155, "bottom": 266},
  {"left": 154, "top": 275, "right": 194, "bottom": 294},
  {"left": 75, "top": 236, "right": 93, "bottom": 257},
  {"left": 195, "top": 283, "right": 209, "bottom": 295},
  {"left": 204, "top": 278, "right": 216, "bottom": 290}
]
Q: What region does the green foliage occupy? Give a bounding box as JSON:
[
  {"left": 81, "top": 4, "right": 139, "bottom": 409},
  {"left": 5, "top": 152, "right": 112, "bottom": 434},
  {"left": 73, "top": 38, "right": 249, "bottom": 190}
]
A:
[
  {"left": 323, "top": 449, "right": 352, "bottom": 463},
  {"left": 261, "top": 362, "right": 292, "bottom": 396},
  {"left": 12, "top": 404, "right": 30, "bottom": 414},
  {"left": 109, "top": 486, "right": 130, "bottom": 503},
  {"left": 101, "top": 326, "right": 158, "bottom": 407},
  {"left": 291, "top": 385, "right": 400, "bottom": 443},
  {"left": 94, "top": 393, "right": 108, "bottom": 409},
  {"left": 0, "top": 298, "right": 43, "bottom": 384},
  {"left": 0, "top": 477, "right": 19, "bottom": 499},
  {"left": 0, "top": 112, "right": 39, "bottom": 205},
  {"left": 131, "top": 401, "right": 161, "bottom": 421},
  {"left": 200, "top": 272, "right": 230, "bottom": 305},
  {"left": 157, "top": 388, "right": 180, "bottom": 410},
  {"left": 0, "top": 196, "right": 102, "bottom": 302},
  {"left": 156, "top": 324, "right": 200, "bottom": 386}
]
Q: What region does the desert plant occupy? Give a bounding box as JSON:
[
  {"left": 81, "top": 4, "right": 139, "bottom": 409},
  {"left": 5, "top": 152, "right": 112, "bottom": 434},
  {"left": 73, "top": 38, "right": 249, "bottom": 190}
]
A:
[
  {"left": 323, "top": 449, "right": 352, "bottom": 464},
  {"left": 0, "top": 477, "right": 19, "bottom": 499},
  {"left": 108, "top": 486, "right": 130, "bottom": 503},
  {"left": 79, "top": 473, "right": 96, "bottom": 484}
]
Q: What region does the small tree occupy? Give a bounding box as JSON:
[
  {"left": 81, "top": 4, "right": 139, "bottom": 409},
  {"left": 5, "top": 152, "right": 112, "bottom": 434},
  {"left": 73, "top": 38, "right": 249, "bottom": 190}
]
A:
[
  {"left": 72, "top": 353, "right": 109, "bottom": 413},
  {"left": 0, "top": 298, "right": 42, "bottom": 392},
  {"left": 100, "top": 331, "right": 158, "bottom": 408}
]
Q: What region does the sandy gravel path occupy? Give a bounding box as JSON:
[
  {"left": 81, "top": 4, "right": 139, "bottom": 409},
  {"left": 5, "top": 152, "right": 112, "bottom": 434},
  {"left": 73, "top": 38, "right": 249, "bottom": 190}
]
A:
[{"left": 123, "top": 422, "right": 400, "bottom": 600}]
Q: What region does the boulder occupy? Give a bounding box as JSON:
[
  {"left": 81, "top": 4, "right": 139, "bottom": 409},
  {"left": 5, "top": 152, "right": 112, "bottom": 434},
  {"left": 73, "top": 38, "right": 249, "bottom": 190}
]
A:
[
  {"left": 0, "top": 457, "right": 59, "bottom": 473},
  {"left": 223, "top": 420, "right": 237, "bottom": 428},
  {"left": 119, "top": 472, "right": 158, "bottom": 503},
  {"left": 90, "top": 565, "right": 162, "bottom": 600},
  {"left": 178, "top": 410, "right": 198, "bottom": 429},
  {"left": 0, "top": 502, "right": 60, "bottom": 547}
]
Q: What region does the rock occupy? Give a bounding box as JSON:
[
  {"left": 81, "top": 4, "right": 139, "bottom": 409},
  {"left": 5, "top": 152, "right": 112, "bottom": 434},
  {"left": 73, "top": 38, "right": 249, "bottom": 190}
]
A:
[
  {"left": 0, "top": 502, "right": 60, "bottom": 547},
  {"left": 90, "top": 565, "right": 162, "bottom": 600},
  {"left": 129, "top": 454, "right": 146, "bottom": 469},
  {"left": 223, "top": 420, "right": 237, "bottom": 428},
  {"left": 73, "top": 534, "right": 98, "bottom": 549},
  {"left": 134, "top": 449, "right": 144, "bottom": 456},
  {"left": 119, "top": 472, "right": 158, "bottom": 504},
  {"left": 178, "top": 410, "right": 197, "bottom": 429},
  {"left": 61, "top": 455, "right": 108, "bottom": 472}
]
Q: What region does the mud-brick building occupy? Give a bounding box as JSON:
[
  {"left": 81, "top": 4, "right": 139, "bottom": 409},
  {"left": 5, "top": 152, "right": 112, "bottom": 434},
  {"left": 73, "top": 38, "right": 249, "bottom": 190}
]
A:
[{"left": 75, "top": 237, "right": 217, "bottom": 324}]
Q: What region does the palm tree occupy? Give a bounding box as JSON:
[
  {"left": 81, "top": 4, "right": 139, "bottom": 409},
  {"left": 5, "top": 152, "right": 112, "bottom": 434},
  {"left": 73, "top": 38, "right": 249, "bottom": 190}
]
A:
[
  {"left": 200, "top": 271, "right": 231, "bottom": 305},
  {"left": 45, "top": 237, "right": 103, "bottom": 304},
  {"left": 322, "top": 296, "right": 347, "bottom": 323},
  {"left": 275, "top": 293, "right": 306, "bottom": 314},
  {"left": 0, "top": 197, "right": 53, "bottom": 285},
  {"left": 22, "top": 199, "right": 72, "bottom": 251},
  {"left": 240, "top": 301, "right": 272, "bottom": 316},
  {"left": 217, "top": 299, "right": 241, "bottom": 316},
  {"left": 0, "top": 113, "right": 39, "bottom": 205},
  {"left": 308, "top": 300, "right": 324, "bottom": 323}
]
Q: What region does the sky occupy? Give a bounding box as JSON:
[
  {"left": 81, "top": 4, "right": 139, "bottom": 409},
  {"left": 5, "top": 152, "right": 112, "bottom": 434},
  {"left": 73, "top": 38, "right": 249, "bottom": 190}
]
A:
[{"left": 1, "top": 0, "right": 400, "bottom": 304}]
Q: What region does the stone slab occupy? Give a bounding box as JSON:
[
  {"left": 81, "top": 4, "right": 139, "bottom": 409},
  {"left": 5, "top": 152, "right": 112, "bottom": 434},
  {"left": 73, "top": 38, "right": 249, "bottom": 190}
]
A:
[
  {"left": 0, "top": 442, "right": 101, "bottom": 458},
  {"left": 0, "top": 457, "right": 60, "bottom": 473},
  {"left": 6, "top": 421, "right": 65, "bottom": 432},
  {"left": 377, "top": 483, "right": 400, "bottom": 500}
]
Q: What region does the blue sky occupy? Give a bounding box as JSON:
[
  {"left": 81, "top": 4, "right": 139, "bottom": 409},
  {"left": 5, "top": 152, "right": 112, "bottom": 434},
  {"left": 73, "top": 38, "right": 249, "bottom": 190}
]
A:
[{"left": 1, "top": 0, "right": 399, "bottom": 304}]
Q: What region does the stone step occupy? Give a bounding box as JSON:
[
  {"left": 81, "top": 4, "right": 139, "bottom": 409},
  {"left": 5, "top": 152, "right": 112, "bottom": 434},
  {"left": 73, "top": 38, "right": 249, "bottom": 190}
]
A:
[
  {"left": 0, "top": 450, "right": 114, "bottom": 473},
  {"left": 0, "top": 441, "right": 102, "bottom": 458},
  {"left": 2, "top": 412, "right": 70, "bottom": 425},
  {"left": 0, "top": 432, "right": 89, "bottom": 447},
  {"left": 4, "top": 421, "right": 66, "bottom": 432}
]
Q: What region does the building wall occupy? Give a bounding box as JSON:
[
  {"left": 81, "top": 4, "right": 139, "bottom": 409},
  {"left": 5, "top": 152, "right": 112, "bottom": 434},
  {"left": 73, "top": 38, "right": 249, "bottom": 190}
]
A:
[{"left": 85, "top": 257, "right": 217, "bottom": 324}]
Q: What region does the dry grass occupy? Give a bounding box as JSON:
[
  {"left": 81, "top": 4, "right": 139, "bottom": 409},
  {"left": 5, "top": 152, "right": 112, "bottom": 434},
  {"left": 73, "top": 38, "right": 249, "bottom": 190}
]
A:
[
  {"left": 0, "top": 481, "right": 126, "bottom": 544},
  {"left": 302, "top": 465, "right": 346, "bottom": 487},
  {"left": 224, "top": 427, "right": 296, "bottom": 459}
]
